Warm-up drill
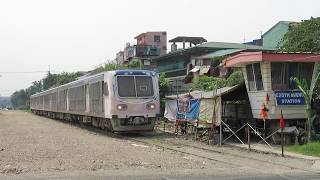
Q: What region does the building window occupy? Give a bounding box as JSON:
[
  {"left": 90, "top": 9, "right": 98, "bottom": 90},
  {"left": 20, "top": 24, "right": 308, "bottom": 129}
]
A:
[
  {"left": 154, "top": 35, "right": 160, "bottom": 42},
  {"left": 271, "top": 62, "right": 314, "bottom": 90},
  {"left": 246, "top": 63, "right": 264, "bottom": 91}
]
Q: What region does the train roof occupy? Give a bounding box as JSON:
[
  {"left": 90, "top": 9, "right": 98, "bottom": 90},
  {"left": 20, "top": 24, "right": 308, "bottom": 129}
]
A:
[{"left": 30, "top": 69, "right": 156, "bottom": 98}]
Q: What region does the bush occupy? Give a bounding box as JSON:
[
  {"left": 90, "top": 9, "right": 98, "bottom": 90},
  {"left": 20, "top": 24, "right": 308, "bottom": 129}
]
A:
[{"left": 226, "top": 70, "right": 244, "bottom": 86}]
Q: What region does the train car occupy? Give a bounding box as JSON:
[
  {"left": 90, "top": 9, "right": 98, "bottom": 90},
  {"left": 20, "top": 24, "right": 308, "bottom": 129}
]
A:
[{"left": 30, "top": 70, "right": 160, "bottom": 132}]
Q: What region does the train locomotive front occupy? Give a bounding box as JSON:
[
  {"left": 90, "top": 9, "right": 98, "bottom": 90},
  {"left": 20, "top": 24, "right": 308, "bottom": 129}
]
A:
[{"left": 105, "top": 70, "right": 160, "bottom": 131}]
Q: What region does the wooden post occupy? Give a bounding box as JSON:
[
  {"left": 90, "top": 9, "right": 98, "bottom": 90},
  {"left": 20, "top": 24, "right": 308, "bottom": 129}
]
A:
[
  {"left": 248, "top": 124, "right": 251, "bottom": 151},
  {"left": 281, "top": 128, "right": 284, "bottom": 157},
  {"left": 219, "top": 122, "right": 222, "bottom": 146},
  {"left": 195, "top": 121, "right": 198, "bottom": 141},
  {"left": 263, "top": 119, "right": 266, "bottom": 138}
]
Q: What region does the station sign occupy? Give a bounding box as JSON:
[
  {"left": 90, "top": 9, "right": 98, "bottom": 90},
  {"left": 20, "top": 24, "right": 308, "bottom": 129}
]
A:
[{"left": 274, "top": 90, "right": 306, "bottom": 106}]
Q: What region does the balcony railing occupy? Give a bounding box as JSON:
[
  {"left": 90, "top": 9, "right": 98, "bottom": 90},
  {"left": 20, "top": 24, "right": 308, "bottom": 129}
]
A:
[{"left": 135, "top": 45, "right": 160, "bottom": 57}]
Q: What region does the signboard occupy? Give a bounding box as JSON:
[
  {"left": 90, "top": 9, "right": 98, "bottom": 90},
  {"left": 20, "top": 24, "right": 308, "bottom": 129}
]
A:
[
  {"left": 176, "top": 98, "right": 200, "bottom": 122},
  {"left": 274, "top": 90, "right": 306, "bottom": 106}
]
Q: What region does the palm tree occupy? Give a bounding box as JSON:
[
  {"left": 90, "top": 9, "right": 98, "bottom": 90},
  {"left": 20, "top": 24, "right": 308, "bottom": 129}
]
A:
[{"left": 292, "top": 70, "right": 320, "bottom": 141}]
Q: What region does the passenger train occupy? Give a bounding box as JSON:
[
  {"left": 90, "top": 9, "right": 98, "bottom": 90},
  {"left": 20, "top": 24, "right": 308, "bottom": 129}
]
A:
[{"left": 30, "top": 70, "right": 160, "bottom": 132}]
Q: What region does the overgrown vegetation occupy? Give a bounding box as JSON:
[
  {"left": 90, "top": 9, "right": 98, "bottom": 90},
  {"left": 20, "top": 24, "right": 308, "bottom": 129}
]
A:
[
  {"left": 291, "top": 70, "right": 320, "bottom": 142},
  {"left": 192, "top": 69, "right": 244, "bottom": 91},
  {"left": 279, "top": 17, "right": 320, "bottom": 142},
  {"left": 11, "top": 72, "right": 85, "bottom": 109},
  {"left": 278, "top": 17, "right": 320, "bottom": 52},
  {"left": 91, "top": 60, "right": 141, "bottom": 74},
  {"left": 10, "top": 60, "right": 145, "bottom": 109},
  {"left": 287, "top": 142, "right": 320, "bottom": 157},
  {"left": 158, "top": 73, "right": 169, "bottom": 116}
]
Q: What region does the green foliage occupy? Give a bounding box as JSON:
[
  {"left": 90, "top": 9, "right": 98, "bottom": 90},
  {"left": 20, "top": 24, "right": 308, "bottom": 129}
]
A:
[
  {"left": 292, "top": 65, "right": 320, "bottom": 141},
  {"left": 192, "top": 76, "right": 226, "bottom": 91},
  {"left": 11, "top": 71, "right": 84, "bottom": 108},
  {"left": 92, "top": 60, "right": 141, "bottom": 74},
  {"left": 158, "top": 73, "right": 169, "bottom": 116},
  {"left": 226, "top": 70, "right": 244, "bottom": 87},
  {"left": 10, "top": 89, "right": 27, "bottom": 108},
  {"left": 56, "top": 72, "right": 84, "bottom": 86},
  {"left": 192, "top": 70, "right": 244, "bottom": 91},
  {"left": 287, "top": 142, "right": 320, "bottom": 157},
  {"left": 279, "top": 17, "right": 320, "bottom": 52},
  {"left": 11, "top": 60, "right": 142, "bottom": 109},
  {"left": 159, "top": 73, "right": 169, "bottom": 97}
]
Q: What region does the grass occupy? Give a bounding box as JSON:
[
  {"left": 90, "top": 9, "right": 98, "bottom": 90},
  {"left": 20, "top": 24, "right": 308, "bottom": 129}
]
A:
[{"left": 286, "top": 142, "right": 320, "bottom": 157}]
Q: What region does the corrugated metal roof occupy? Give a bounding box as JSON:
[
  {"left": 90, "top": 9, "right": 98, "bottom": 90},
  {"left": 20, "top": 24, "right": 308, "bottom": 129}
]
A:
[
  {"left": 165, "top": 84, "right": 240, "bottom": 99},
  {"left": 196, "top": 49, "right": 243, "bottom": 59},
  {"left": 262, "top": 21, "right": 296, "bottom": 37},
  {"left": 151, "top": 41, "right": 275, "bottom": 61},
  {"left": 197, "top": 42, "right": 275, "bottom": 50}
]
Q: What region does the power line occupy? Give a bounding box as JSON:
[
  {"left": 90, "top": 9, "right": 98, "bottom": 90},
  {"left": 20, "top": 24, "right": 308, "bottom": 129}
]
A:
[{"left": 0, "top": 71, "right": 62, "bottom": 74}]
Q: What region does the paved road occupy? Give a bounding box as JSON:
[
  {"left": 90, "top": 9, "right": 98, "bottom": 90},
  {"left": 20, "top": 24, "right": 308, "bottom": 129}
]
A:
[{"left": 0, "top": 111, "right": 319, "bottom": 179}]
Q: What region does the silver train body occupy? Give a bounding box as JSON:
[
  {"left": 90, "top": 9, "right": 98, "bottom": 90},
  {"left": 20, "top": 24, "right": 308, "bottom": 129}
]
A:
[{"left": 30, "top": 70, "right": 160, "bottom": 132}]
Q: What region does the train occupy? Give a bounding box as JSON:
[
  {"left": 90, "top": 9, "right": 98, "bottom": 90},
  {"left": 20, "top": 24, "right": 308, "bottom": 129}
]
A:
[{"left": 30, "top": 70, "right": 160, "bottom": 132}]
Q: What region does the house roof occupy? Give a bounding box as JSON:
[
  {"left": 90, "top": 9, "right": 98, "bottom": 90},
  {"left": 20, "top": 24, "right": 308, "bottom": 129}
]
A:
[
  {"left": 165, "top": 84, "right": 244, "bottom": 99},
  {"left": 151, "top": 41, "right": 275, "bottom": 61},
  {"left": 134, "top": 31, "right": 166, "bottom": 39},
  {"left": 196, "top": 49, "right": 243, "bottom": 59},
  {"left": 169, "top": 36, "right": 207, "bottom": 45},
  {"left": 262, "top": 21, "right": 296, "bottom": 37},
  {"left": 224, "top": 52, "right": 320, "bottom": 67}
]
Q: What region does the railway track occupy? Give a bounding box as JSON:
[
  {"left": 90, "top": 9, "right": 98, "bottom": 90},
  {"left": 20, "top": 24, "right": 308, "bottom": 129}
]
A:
[
  {"left": 112, "top": 131, "right": 320, "bottom": 176},
  {"left": 46, "top": 118, "right": 320, "bottom": 177}
]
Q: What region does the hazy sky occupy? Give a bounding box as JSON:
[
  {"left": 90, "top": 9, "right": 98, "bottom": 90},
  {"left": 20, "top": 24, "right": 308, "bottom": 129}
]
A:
[{"left": 0, "top": 0, "right": 319, "bottom": 96}]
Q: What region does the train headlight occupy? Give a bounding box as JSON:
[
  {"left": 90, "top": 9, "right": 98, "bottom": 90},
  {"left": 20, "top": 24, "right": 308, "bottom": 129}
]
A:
[
  {"left": 146, "top": 103, "right": 156, "bottom": 110},
  {"left": 116, "top": 104, "right": 127, "bottom": 111}
]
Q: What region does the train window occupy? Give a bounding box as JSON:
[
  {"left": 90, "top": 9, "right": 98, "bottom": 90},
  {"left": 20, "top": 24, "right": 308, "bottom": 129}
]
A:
[
  {"left": 104, "top": 82, "right": 109, "bottom": 96},
  {"left": 117, "top": 76, "right": 154, "bottom": 97},
  {"left": 117, "top": 76, "right": 136, "bottom": 97},
  {"left": 135, "top": 76, "right": 154, "bottom": 97}
]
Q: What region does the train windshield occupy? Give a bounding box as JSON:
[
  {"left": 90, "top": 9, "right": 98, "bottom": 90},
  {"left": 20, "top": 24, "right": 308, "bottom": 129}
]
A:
[{"left": 117, "top": 76, "right": 154, "bottom": 98}]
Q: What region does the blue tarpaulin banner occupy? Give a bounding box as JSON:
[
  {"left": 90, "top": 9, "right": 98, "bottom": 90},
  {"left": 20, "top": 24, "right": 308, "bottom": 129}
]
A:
[{"left": 176, "top": 99, "right": 200, "bottom": 122}]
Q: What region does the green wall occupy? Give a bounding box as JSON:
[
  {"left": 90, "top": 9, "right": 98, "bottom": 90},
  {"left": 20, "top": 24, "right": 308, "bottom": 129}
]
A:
[{"left": 263, "top": 22, "right": 290, "bottom": 49}]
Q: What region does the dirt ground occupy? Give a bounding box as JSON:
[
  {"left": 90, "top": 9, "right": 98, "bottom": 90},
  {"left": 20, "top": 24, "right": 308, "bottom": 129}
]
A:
[
  {"left": 0, "top": 111, "right": 221, "bottom": 174},
  {"left": 0, "top": 110, "right": 320, "bottom": 179}
]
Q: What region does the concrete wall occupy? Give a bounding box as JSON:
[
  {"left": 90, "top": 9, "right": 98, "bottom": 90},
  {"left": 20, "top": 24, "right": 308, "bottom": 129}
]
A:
[
  {"left": 136, "top": 32, "right": 167, "bottom": 55},
  {"left": 262, "top": 22, "right": 290, "bottom": 49},
  {"left": 242, "top": 62, "right": 314, "bottom": 120}
]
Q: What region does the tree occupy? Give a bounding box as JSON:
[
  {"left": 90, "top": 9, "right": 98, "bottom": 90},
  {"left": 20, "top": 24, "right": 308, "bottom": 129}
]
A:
[
  {"left": 92, "top": 60, "right": 141, "bottom": 74},
  {"left": 158, "top": 73, "right": 169, "bottom": 97},
  {"left": 279, "top": 17, "right": 320, "bottom": 52},
  {"left": 192, "top": 70, "right": 244, "bottom": 91},
  {"left": 225, "top": 70, "right": 244, "bottom": 87},
  {"left": 292, "top": 69, "right": 320, "bottom": 141},
  {"left": 42, "top": 72, "right": 58, "bottom": 90},
  {"left": 279, "top": 17, "right": 320, "bottom": 141},
  {"left": 11, "top": 89, "right": 27, "bottom": 108},
  {"left": 158, "top": 73, "right": 169, "bottom": 116}
]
